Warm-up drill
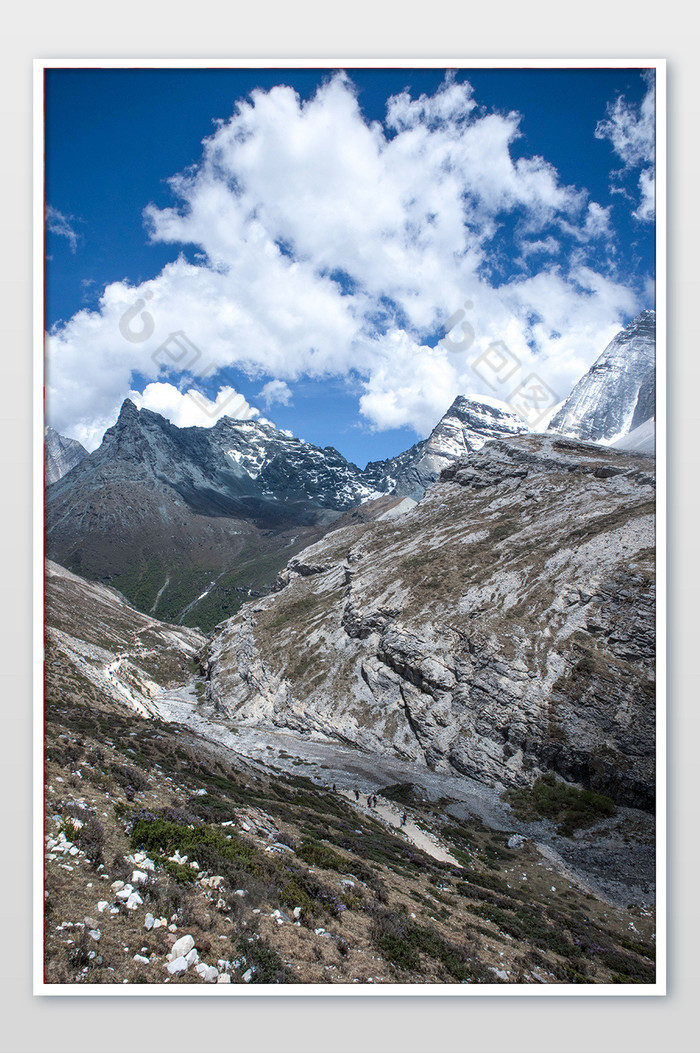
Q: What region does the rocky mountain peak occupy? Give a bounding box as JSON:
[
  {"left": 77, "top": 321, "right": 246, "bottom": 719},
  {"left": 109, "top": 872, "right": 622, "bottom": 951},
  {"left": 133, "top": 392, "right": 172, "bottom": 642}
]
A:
[
  {"left": 44, "top": 427, "right": 88, "bottom": 485},
  {"left": 549, "top": 310, "right": 656, "bottom": 444},
  {"left": 365, "top": 393, "right": 530, "bottom": 501}
]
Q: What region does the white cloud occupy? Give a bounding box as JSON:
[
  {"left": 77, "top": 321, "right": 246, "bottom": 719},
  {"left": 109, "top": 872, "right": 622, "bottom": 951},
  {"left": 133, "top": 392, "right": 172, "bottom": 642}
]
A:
[
  {"left": 46, "top": 205, "right": 79, "bottom": 252},
  {"left": 46, "top": 73, "right": 642, "bottom": 450},
  {"left": 596, "top": 73, "right": 655, "bottom": 222},
  {"left": 131, "top": 381, "right": 258, "bottom": 428},
  {"left": 259, "top": 379, "right": 293, "bottom": 407},
  {"left": 634, "top": 168, "right": 656, "bottom": 222}
]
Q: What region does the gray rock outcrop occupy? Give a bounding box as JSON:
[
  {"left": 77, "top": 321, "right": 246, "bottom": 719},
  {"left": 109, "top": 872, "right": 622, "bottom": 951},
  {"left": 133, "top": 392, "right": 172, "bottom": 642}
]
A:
[{"left": 205, "top": 434, "right": 655, "bottom": 809}]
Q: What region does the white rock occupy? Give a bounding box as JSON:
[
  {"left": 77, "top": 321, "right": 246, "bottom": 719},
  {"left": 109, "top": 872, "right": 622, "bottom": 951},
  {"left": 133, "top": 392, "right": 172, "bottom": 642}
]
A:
[
  {"left": 170, "top": 934, "right": 195, "bottom": 960},
  {"left": 166, "top": 956, "right": 189, "bottom": 976},
  {"left": 185, "top": 948, "right": 199, "bottom": 966},
  {"left": 144, "top": 913, "right": 154, "bottom": 931},
  {"left": 126, "top": 892, "right": 143, "bottom": 910},
  {"left": 88, "top": 929, "right": 101, "bottom": 941},
  {"left": 111, "top": 880, "right": 125, "bottom": 892},
  {"left": 133, "top": 954, "right": 149, "bottom": 965},
  {"left": 97, "top": 901, "right": 109, "bottom": 913},
  {"left": 242, "top": 969, "right": 254, "bottom": 983},
  {"left": 131, "top": 870, "right": 148, "bottom": 887},
  {"left": 217, "top": 973, "right": 231, "bottom": 984},
  {"left": 234, "top": 890, "right": 246, "bottom": 897},
  {"left": 202, "top": 966, "right": 218, "bottom": 983},
  {"left": 293, "top": 907, "right": 302, "bottom": 919},
  {"left": 115, "top": 884, "right": 133, "bottom": 901}
]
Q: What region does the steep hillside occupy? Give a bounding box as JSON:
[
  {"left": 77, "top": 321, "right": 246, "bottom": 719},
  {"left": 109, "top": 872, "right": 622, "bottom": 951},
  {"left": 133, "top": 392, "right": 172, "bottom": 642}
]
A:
[
  {"left": 205, "top": 434, "right": 655, "bottom": 809},
  {"left": 44, "top": 559, "right": 655, "bottom": 986},
  {"left": 45, "top": 559, "right": 205, "bottom": 718}
]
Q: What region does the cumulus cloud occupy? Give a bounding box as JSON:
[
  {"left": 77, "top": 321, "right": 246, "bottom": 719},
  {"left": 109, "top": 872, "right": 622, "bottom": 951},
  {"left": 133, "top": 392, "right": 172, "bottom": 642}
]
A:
[
  {"left": 46, "top": 205, "right": 79, "bottom": 252},
  {"left": 131, "top": 381, "right": 258, "bottom": 428},
  {"left": 46, "top": 72, "right": 643, "bottom": 449},
  {"left": 596, "top": 72, "right": 655, "bottom": 221},
  {"left": 259, "top": 379, "right": 293, "bottom": 407}
]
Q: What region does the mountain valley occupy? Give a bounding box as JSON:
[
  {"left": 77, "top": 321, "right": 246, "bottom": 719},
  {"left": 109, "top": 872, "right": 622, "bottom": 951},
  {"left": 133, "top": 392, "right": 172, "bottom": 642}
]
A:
[{"left": 42, "top": 310, "right": 659, "bottom": 987}]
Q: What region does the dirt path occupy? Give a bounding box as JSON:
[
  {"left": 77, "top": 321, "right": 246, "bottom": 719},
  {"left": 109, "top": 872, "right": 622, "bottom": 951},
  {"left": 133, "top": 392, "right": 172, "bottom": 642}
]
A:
[{"left": 338, "top": 790, "right": 461, "bottom": 867}]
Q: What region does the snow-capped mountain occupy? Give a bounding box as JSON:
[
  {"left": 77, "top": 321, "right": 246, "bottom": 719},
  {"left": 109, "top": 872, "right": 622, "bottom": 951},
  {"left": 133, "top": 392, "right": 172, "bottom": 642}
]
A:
[
  {"left": 45, "top": 399, "right": 386, "bottom": 630},
  {"left": 365, "top": 394, "right": 529, "bottom": 500},
  {"left": 45, "top": 427, "right": 88, "bottom": 484},
  {"left": 549, "top": 310, "right": 655, "bottom": 444},
  {"left": 45, "top": 395, "right": 534, "bottom": 627}
]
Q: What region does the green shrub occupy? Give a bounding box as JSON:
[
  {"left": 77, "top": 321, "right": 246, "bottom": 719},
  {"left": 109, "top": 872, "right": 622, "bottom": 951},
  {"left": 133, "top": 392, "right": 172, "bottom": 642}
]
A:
[
  {"left": 369, "top": 906, "right": 484, "bottom": 982},
  {"left": 504, "top": 773, "right": 616, "bottom": 836},
  {"left": 297, "top": 839, "right": 346, "bottom": 872}
]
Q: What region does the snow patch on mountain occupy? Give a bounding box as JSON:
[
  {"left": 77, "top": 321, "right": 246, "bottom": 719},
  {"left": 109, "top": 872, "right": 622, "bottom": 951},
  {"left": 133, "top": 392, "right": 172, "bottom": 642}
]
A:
[{"left": 611, "top": 417, "right": 655, "bottom": 456}]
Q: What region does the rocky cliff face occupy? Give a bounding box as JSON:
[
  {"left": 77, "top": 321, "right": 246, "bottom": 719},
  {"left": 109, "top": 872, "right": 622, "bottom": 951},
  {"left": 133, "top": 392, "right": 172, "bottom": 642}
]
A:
[
  {"left": 549, "top": 310, "right": 655, "bottom": 443},
  {"left": 205, "top": 435, "right": 655, "bottom": 809},
  {"left": 45, "top": 427, "right": 88, "bottom": 484}
]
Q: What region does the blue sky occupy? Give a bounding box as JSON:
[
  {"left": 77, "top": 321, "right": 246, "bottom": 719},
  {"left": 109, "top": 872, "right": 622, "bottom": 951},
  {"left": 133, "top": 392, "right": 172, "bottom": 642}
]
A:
[{"left": 45, "top": 66, "right": 656, "bottom": 464}]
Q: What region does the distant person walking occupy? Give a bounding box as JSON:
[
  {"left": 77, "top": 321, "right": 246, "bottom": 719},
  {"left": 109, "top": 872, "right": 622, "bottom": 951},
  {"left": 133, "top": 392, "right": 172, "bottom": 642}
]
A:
[
  {"left": 354, "top": 789, "right": 359, "bottom": 801},
  {"left": 401, "top": 811, "right": 407, "bottom": 826}
]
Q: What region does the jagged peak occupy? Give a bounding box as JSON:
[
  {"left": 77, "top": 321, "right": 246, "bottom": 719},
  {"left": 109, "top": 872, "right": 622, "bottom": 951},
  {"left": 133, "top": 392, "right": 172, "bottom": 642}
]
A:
[
  {"left": 117, "top": 397, "right": 139, "bottom": 420},
  {"left": 448, "top": 392, "right": 526, "bottom": 419}
]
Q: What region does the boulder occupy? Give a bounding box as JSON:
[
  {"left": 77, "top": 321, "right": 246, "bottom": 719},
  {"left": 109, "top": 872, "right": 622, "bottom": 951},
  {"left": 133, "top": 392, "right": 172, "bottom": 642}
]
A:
[
  {"left": 166, "top": 956, "right": 189, "bottom": 976},
  {"left": 170, "top": 934, "right": 195, "bottom": 961}
]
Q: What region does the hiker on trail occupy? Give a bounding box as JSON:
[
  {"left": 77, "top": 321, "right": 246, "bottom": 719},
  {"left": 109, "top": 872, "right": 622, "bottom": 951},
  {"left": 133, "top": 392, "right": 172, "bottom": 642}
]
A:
[
  {"left": 354, "top": 789, "right": 359, "bottom": 801},
  {"left": 332, "top": 784, "right": 336, "bottom": 792},
  {"left": 401, "top": 812, "right": 407, "bottom": 826}
]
